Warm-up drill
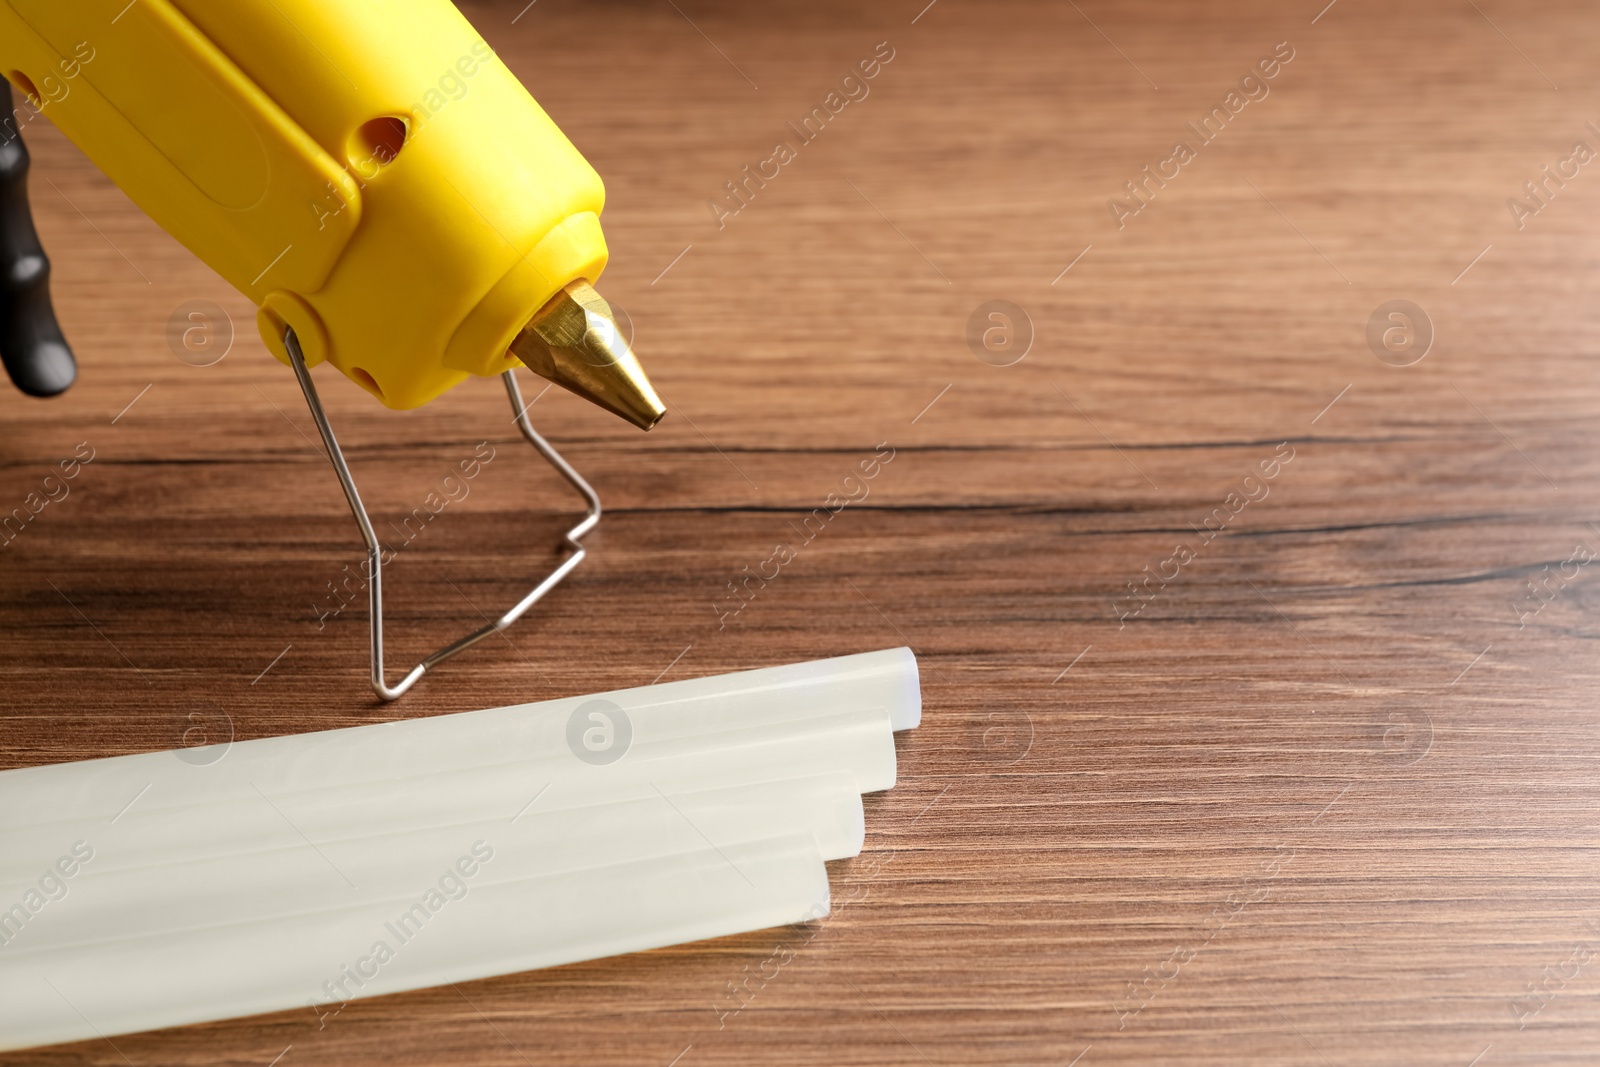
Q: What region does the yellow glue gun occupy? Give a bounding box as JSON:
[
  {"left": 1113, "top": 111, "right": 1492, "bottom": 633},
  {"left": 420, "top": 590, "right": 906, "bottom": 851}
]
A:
[
  {"left": 0, "top": 0, "right": 663, "bottom": 425},
  {"left": 0, "top": 0, "right": 665, "bottom": 699}
]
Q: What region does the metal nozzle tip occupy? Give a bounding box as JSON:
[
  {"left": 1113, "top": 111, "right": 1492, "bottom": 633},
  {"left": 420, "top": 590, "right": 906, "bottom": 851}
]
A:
[{"left": 509, "top": 281, "right": 666, "bottom": 431}]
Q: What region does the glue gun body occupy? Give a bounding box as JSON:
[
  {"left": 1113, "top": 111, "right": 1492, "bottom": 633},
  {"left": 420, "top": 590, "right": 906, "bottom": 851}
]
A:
[{"left": 0, "top": 0, "right": 661, "bottom": 423}]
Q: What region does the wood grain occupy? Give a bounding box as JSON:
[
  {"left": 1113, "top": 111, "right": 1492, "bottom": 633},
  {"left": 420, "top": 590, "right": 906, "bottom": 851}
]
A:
[{"left": 3, "top": 0, "right": 1600, "bottom": 1063}]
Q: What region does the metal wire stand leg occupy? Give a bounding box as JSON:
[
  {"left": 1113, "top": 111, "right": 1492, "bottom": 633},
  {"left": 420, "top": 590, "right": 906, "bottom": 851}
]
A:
[{"left": 285, "top": 328, "right": 601, "bottom": 701}]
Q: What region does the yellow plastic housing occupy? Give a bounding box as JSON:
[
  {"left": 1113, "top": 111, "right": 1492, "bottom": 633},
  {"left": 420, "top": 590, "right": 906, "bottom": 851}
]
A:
[{"left": 0, "top": 0, "right": 608, "bottom": 409}]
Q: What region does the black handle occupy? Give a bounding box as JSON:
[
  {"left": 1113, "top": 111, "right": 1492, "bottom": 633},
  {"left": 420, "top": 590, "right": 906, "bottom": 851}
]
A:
[{"left": 0, "top": 80, "right": 75, "bottom": 398}]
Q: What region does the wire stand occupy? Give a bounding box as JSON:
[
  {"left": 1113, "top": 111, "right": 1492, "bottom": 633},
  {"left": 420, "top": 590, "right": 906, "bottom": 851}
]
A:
[{"left": 285, "top": 328, "right": 600, "bottom": 701}]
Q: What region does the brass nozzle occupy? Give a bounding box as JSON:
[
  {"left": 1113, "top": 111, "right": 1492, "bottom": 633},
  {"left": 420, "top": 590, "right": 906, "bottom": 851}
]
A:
[{"left": 509, "top": 281, "right": 666, "bottom": 430}]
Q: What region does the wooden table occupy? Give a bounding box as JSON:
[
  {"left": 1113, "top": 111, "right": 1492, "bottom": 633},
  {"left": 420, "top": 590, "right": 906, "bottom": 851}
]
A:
[{"left": 4, "top": 0, "right": 1598, "bottom": 1062}]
